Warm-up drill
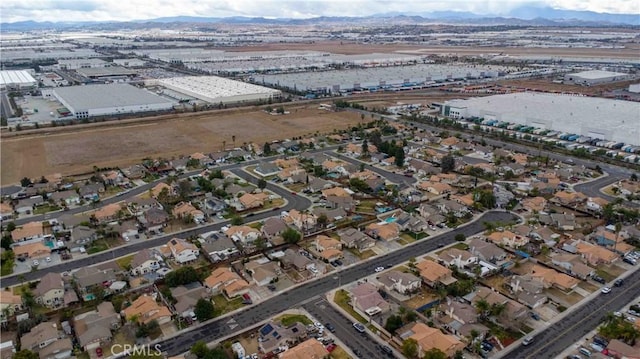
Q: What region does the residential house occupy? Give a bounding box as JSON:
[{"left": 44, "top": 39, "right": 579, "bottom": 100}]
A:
[
  {"left": 224, "top": 225, "right": 261, "bottom": 245},
  {"left": 283, "top": 209, "right": 317, "bottom": 231},
  {"left": 122, "top": 295, "right": 172, "bottom": 325},
  {"left": 199, "top": 231, "right": 238, "bottom": 263},
  {"left": 439, "top": 300, "right": 489, "bottom": 338},
  {"left": 204, "top": 267, "right": 250, "bottom": 298},
  {"left": 238, "top": 193, "right": 265, "bottom": 210},
  {"left": 436, "top": 199, "right": 470, "bottom": 218},
  {"left": 486, "top": 230, "right": 528, "bottom": 248},
  {"left": 521, "top": 197, "right": 547, "bottom": 213},
  {"left": 350, "top": 282, "right": 390, "bottom": 316},
  {"left": 440, "top": 136, "right": 461, "bottom": 150},
  {"left": 437, "top": 248, "right": 478, "bottom": 269},
  {"left": 74, "top": 302, "right": 120, "bottom": 351},
  {"left": 101, "top": 170, "right": 129, "bottom": 187},
  {"left": 377, "top": 270, "right": 421, "bottom": 295},
  {"left": 0, "top": 291, "right": 23, "bottom": 322},
  {"left": 15, "top": 196, "right": 45, "bottom": 215},
  {"left": 113, "top": 220, "right": 138, "bottom": 241},
  {"left": 126, "top": 198, "right": 162, "bottom": 216},
  {"left": 150, "top": 182, "right": 173, "bottom": 199},
  {"left": 34, "top": 273, "right": 65, "bottom": 308},
  {"left": 465, "top": 287, "right": 528, "bottom": 326},
  {"left": 38, "top": 337, "right": 73, "bottom": 359},
  {"left": 142, "top": 208, "right": 169, "bottom": 232},
  {"left": 0, "top": 338, "right": 16, "bottom": 359},
  {"left": 407, "top": 159, "right": 438, "bottom": 176},
  {"left": 337, "top": 228, "right": 376, "bottom": 251},
  {"left": 280, "top": 339, "right": 328, "bottom": 359},
  {"left": 312, "top": 235, "right": 343, "bottom": 262},
  {"left": 468, "top": 238, "right": 508, "bottom": 263},
  {"left": 606, "top": 339, "right": 640, "bottom": 359},
  {"left": 244, "top": 258, "right": 281, "bottom": 286},
  {"left": 508, "top": 275, "right": 548, "bottom": 309},
  {"left": 551, "top": 191, "right": 587, "bottom": 207},
  {"left": 73, "top": 267, "right": 116, "bottom": 301},
  {"left": 280, "top": 249, "right": 314, "bottom": 272},
  {"left": 171, "top": 282, "right": 209, "bottom": 319},
  {"left": 78, "top": 183, "right": 104, "bottom": 201},
  {"left": 575, "top": 241, "right": 618, "bottom": 265},
  {"left": 166, "top": 238, "right": 199, "bottom": 264},
  {"left": 398, "top": 322, "right": 465, "bottom": 358},
  {"left": 257, "top": 321, "right": 307, "bottom": 354},
  {"left": 11, "top": 221, "right": 46, "bottom": 243},
  {"left": 550, "top": 254, "right": 595, "bottom": 279},
  {"left": 70, "top": 226, "right": 97, "bottom": 249},
  {"left": 365, "top": 221, "right": 400, "bottom": 241},
  {"left": 172, "top": 202, "right": 205, "bottom": 223},
  {"left": 529, "top": 226, "right": 560, "bottom": 243},
  {"left": 416, "top": 260, "right": 457, "bottom": 288},
  {"left": 417, "top": 204, "right": 446, "bottom": 225},
  {"left": 130, "top": 249, "right": 161, "bottom": 276},
  {"left": 261, "top": 218, "right": 288, "bottom": 241},
  {"left": 548, "top": 213, "right": 578, "bottom": 231},
  {"left": 417, "top": 181, "right": 452, "bottom": 195},
  {"left": 254, "top": 162, "right": 280, "bottom": 177},
  {"left": 20, "top": 322, "right": 63, "bottom": 353},
  {"left": 307, "top": 176, "right": 333, "bottom": 193},
  {"left": 389, "top": 212, "right": 429, "bottom": 233},
  {"left": 325, "top": 195, "right": 355, "bottom": 212},
  {"left": 530, "top": 264, "right": 580, "bottom": 291},
  {"left": 586, "top": 197, "right": 609, "bottom": 213},
  {"left": 321, "top": 160, "right": 350, "bottom": 177},
  {"left": 93, "top": 203, "right": 123, "bottom": 223},
  {"left": 49, "top": 191, "right": 80, "bottom": 207},
  {"left": 122, "top": 164, "right": 147, "bottom": 179},
  {"left": 12, "top": 242, "right": 50, "bottom": 260}
]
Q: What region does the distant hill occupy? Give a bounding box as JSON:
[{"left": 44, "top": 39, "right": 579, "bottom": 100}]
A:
[{"left": 2, "top": 6, "right": 638, "bottom": 31}]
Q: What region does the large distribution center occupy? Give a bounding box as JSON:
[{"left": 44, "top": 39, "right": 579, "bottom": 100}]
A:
[
  {"left": 0, "top": 70, "right": 37, "bottom": 90},
  {"left": 46, "top": 83, "right": 174, "bottom": 119},
  {"left": 563, "top": 70, "right": 631, "bottom": 86},
  {"left": 157, "top": 76, "right": 281, "bottom": 104},
  {"left": 442, "top": 93, "right": 640, "bottom": 145}
]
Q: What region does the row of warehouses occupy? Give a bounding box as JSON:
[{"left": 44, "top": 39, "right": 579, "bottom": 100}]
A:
[{"left": 441, "top": 92, "right": 640, "bottom": 146}]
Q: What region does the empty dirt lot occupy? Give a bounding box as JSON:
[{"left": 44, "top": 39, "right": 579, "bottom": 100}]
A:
[{"left": 0, "top": 104, "right": 364, "bottom": 185}]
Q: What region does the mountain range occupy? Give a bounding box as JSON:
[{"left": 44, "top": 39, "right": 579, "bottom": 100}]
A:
[{"left": 2, "top": 6, "right": 638, "bottom": 31}]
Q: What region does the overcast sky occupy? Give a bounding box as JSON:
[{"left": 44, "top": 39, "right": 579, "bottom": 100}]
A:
[{"left": 0, "top": 0, "right": 637, "bottom": 23}]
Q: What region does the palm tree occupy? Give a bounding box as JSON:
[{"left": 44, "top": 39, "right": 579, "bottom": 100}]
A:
[
  {"left": 232, "top": 135, "right": 236, "bottom": 148},
  {"left": 475, "top": 299, "right": 490, "bottom": 319},
  {"left": 222, "top": 140, "right": 226, "bottom": 152}
]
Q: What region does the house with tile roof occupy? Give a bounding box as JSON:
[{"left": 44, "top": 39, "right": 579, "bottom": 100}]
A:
[
  {"left": 172, "top": 202, "right": 205, "bottom": 223},
  {"left": 337, "top": 228, "right": 376, "bottom": 251},
  {"left": 0, "top": 291, "right": 23, "bottom": 322},
  {"left": 313, "top": 235, "right": 343, "bottom": 262},
  {"left": 34, "top": 273, "right": 65, "bottom": 308},
  {"left": 13, "top": 241, "right": 51, "bottom": 260},
  {"left": 398, "top": 322, "right": 465, "bottom": 358},
  {"left": 122, "top": 295, "right": 172, "bottom": 325},
  {"left": 151, "top": 182, "right": 173, "bottom": 199},
  {"left": 224, "top": 225, "right": 261, "bottom": 245},
  {"left": 74, "top": 302, "right": 120, "bottom": 351},
  {"left": 20, "top": 321, "right": 62, "bottom": 352},
  {"left": 550, "top": 253, "right": 595, "bottom": 280},
  {"left": 575, "top": 241, "right": 618, "bottom": 265},
  {"left": 365, "top": 221, "right": 400, "bottom": 241},
  {"left": 530, "top": 264, "right": 580, "bottom": 291},
  {"left": 437, "top": 248, "right": 478, "bottom": 269},
  {"left": 521, "top": 196, "right": 547, "bottom": 213},
  {"left": 204, "top": 267, "right": 250, "bottom": 298},
  {"left": 468, "top": 238, "right": 507, "bottom": 263},
  {"left": 11, "top": 221, "right": 46, "bottom": 243},
  {"left": 416, "top": 260, "right": 457, "bottom": 288},
  {"left": 486, "top": 230, "right": 528, "bottom": 248},
  {"left": 166, "top": 238, "right": 199, "bottom": 264},
  {"left": 93, "top": 203, "right": 123, "bottom": 223},
  {"left": 280, "top": 338, "right": 328, "bottom": 359}
]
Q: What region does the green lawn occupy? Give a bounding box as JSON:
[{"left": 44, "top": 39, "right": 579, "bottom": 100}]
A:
[
  {"left": 1, "top": 259, "right": 14, "bottom": 276},
  {"left": 276, "top": 314, "right": 312, "bottom": 326},
  {"left": 398, "top": 233, "right": 417, "bottom": 246},
  {"left": 346, "top": 248, "right": 377, "bottom": 260},
  {"left": 87, "top": 240, "right": 109, "bottom": 254},
  {"left": 212, "top": 294, "right": 245, "bottom": 317},
  {"left": 116, "top": 255, "right": 135, "bottom": 270},
  {"left": 334, "top": 289, "right": 367, "bottom": 323},
  {"left": 34, "top": 204, "right": 61, "bottom": 215}
]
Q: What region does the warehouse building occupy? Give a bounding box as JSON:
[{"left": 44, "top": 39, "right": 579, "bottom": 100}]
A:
[
  {"left": 156, "top": 76, "right": 281, "bottom": 104},
  {"left": 0, "top": 70, "right": 37, "bottom": 90},
  {"left": 57, "top": 58, "right": 108, "bottom": 70},
  {"left": 563, "top": 70, "right": 631, "bottom": 86},
  {"left": 629, "top": 84, "right": 640, "bottom": 93},
  {"left": 113, "top": 58, "right": 146, "bottom": 67},
  {"left": 44, "top": 84, "right": 174, "bottom": 119},
  {"left": 442, "top": 93, "right": 640, "bottom": 145}
]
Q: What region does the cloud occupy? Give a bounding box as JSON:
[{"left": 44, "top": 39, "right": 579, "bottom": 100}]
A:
[{"left": 0, "top": 0, "right": 635, "bottom": 23}]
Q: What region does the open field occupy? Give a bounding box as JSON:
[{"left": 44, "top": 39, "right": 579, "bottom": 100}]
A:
[{"left": 1, "top": 104, "right": 364, "bottom": 184}]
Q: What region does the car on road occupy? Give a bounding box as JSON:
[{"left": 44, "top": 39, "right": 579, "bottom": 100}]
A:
[
  {"left": 379, "top": 345, "right": 393, "bottom": 356},
  {"left": 352, "top": 322, "right": 366, "bottom": 333},
  {"left": 352, "top": 349, "right": 363, "bottom": 358},
  {"left": 325, "top": 323, "right": 335, "bottom": 333},
  {"left": 374, "top": 266, "right": 385, "bottom": 273},
  {"left": 601, "top": 286, "right": 612, "bottom": 294},
  {"left": 522, "top": 337, "right": 534, "bottom": 346},
  {"left": 614, "top": 279, "right": 624, "bottom": 287}
]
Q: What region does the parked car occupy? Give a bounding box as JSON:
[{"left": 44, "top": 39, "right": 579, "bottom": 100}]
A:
[
  {"left": 325, "top": 323, "right": 335, "bottom": 333},
  {"left": 614, "top": 279, "right": 624, "bottom": 287},
  {"left": 353, "top": 322, "right": 366, "bottom": 333},
  {"left": 529, "top": 311, "right": 540, "bottom": 320},
  {"left": 592, "top": 275, "right": 606, "bottom": 284},
  {"left": 379, "top": 345, "right": 393, "bottom": 356},
  {"left": 601, "top": 287, "right": 612, "bottom": 294},
  {"left": 522, "top": 337, "right": 534, "bottom": 346},
  {"left": 374, "top": 266, "right": 385, "bottom": 273}
]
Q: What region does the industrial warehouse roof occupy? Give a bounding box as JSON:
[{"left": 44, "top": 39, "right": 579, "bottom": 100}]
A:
[
  {"left": 567, "top": 70, "right": 628, "bottom": 80},
  {"left": 53, "top": 84, "right": 174, "bottom": 110},
  {"left": 0, "top": 70, "right": 36, "bottom": 86},
  {"left": 158, "top": 75, "right": 281, "bottom": 102},
  {"left": 76, "top": 66, "right": 137, "bottom": 78},
  {"left": 444, "top": 93, "right": 640, "bottom": 145}
]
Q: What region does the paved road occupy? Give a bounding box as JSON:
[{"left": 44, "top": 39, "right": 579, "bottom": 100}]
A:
[
  {"left": 1, "top": 173, "right": 311, "bottom": 287},
  {"left": 302, "top": 298, "right": 398, "bottom": 359},
  {"left": 157, "top": 210, "right": 517, "bottom": 356},
  {"left": 501, "top": 267, "right": 640, "bottom": 359}
]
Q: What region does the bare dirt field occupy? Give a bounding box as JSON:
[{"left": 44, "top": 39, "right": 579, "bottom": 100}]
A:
[
  {"left": 497, "top": 78, "right": 638, "bottom": 95},
  {"left": 0, "top": 104, "right": 364, "bottom": 185},
  {"left": 220, "top": 40, "right": 640, "bottom": 59}
]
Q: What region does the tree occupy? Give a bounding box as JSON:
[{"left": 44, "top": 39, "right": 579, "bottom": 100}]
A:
[
  {"left": 394, "top": 147, "right": 405, "bottom": 167},
  {"left": 384, "top": 315, "right": 404, "bottom": 333},
  {"left": 20, "top": 177, "right": 32, "bottom": 187},
  {"left": 475, "top": 298, "right": 490, "bottom": 318},
  {"left": 441, "top": 155, "right": 455, "bottom": 173},
  {"left": 165, "top": 266, "right": 200, "bottom": 287},
  {"left": 257, "top": 179, "right": 267, "bottom": 190},
  {"left": 454, "top": 233, "right": 466, "bottom": 242},
  {"left": 194, "top": 299, "right": 215, "bottom": 322},
  {"left": 423, "top": 348, "right": 447, "bottom": 359},
  {"left": 317, "top": 214, "right": 328, "bottom": 228},
  {"left": 263, "top": 142, "right": 272, "bottom": 155},
  {"left": 5, "top": 222, "right": 16, "bottom": 232},
  {"left": 632, "top": 173, "right": 638, "bottom": 182},
  {"left": 282, "top": 227, "right": 301, "bottom": 244},
  {"left": 191, "top": 341, "right": 210, "bottom": 358},
  {"left": 490, "top": 302, "right": 507, "bottom": 317},
  {"left": 178, "top": 181, "right": 192, "bottom": 200},
  {"left": 14, "top": 350, "right": 38, "bottom": 359},
  {"left": 402, "top": 338, "right": 419, "bottom": 359},
  {"left": 1, "top": 236, "right": 12, "bottom": 251},
  {"left": 361, "top": 138, "right": 369, "bottom": 156},
  {"left": 230, "top": 216, "right": 244, "bottom": 226}
]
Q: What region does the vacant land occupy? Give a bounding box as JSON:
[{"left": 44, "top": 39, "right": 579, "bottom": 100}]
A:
[{"left": 1, "top": 104, "right": 363, "bottom": 184}]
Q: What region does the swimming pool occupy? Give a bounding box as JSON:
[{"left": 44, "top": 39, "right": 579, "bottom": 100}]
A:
[{"left": 384, "top": 217, "right": 397, "bottom": 223}]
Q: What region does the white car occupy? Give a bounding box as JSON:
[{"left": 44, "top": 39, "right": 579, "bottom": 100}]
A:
[
  {"left": 314, "top": 322, "right": 324, "bottom": 330},
  {"left": 374, "top": 266, "right": 385, "bottom": 273},
  {"left": 32, "top": 260, "right": 39, "bottom": 266},
  {"left": 601, "top": 287, "right": 612, "bottom": 294},
  {"left": 46, "top": 256, "right": 51, "bottom": 262}
]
